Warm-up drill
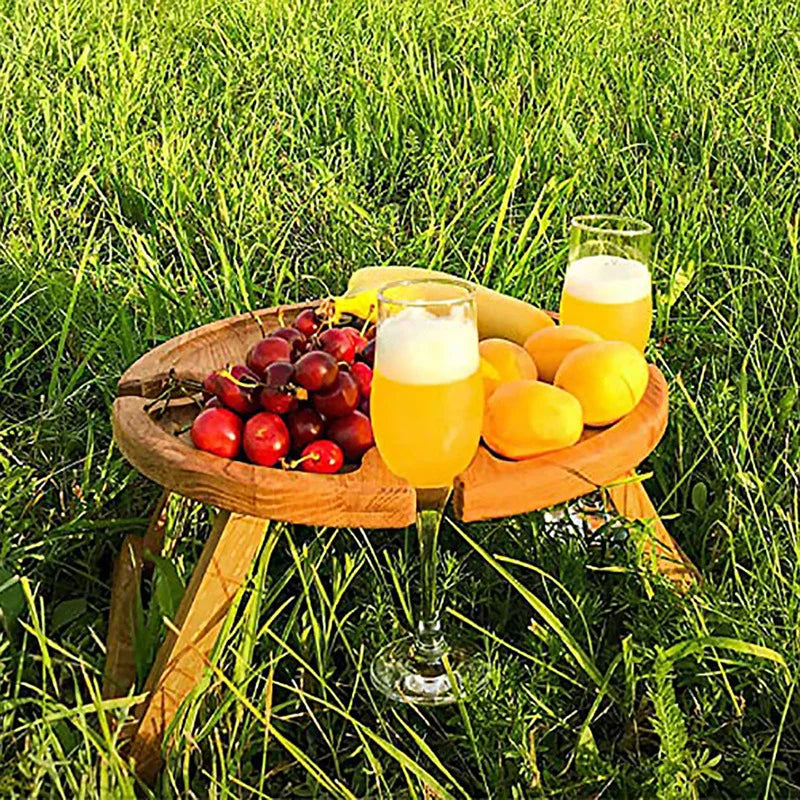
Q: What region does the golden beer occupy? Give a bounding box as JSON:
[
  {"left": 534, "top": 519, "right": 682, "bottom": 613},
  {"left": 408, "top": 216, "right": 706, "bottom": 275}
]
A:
[
  {"left": 371, "top": 289, "right": 483, "bottom": 488},
  {"left": 559, "top": 255, "right": 652, "bottom": 351},
  {"left": 370, "top": 278, "right": 484, "bottom": 706},
  {"left": 371, "top": 370, "right": 483, "bottom": 488}
]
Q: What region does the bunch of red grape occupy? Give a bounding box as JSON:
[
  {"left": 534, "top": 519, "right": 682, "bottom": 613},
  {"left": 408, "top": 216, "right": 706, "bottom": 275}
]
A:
[{"left": 191, "top": 309, "right": 376, "bottom": 474}]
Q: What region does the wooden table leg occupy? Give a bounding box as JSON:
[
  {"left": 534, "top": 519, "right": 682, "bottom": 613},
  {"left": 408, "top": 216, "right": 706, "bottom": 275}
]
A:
[
  {"left": 102, "top": 534, "right": 145, "bottom": 700},
  {"left": 103, "top": 490, "right": 171, "bottom": 701},
  {"left": 129, "top": 510, "right": 270, "bottom": 785},
  {"left": 142, "top": 489, "right": 171, "bottom": 569},
  {"left": 607, "top": 475, "right": 700, "bottom": 592}
]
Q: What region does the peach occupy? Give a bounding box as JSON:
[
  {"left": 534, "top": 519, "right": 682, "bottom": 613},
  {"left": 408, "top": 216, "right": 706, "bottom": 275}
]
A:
[
  {"left": 478, "top": 338, "right": 538, "bottom": 400},
  {"left": 482, "top": 380, "right": 583, "bottom": 459},
  {"left": 524, "top": 325, "right": 602, "bottom": 383},
  {"left": 554, "top": 341, "right": 649, "bottom": 426}
]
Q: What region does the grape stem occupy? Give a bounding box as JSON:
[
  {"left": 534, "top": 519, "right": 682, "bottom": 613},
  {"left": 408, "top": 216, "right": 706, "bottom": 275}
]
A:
[
  {"left": 143, "top": 370, "right": 204, "bottom": 417},
  {"left": 248, "top": 309, "right": 268, "bottom": 338},
  {"left": 358, "top": 312, "right": 374, "bottom": 337},
  {"left": 217, "top": 368, "right": 261, "bottom": 390},
  {"left": 280, "top": 453, "right": 316, "bottom": 470},
  {"left": 317, "top": 297, "right": 335, "bottom": 322},
  {"left": 216, "top": 368, "right": 307, "bottom": 399}
]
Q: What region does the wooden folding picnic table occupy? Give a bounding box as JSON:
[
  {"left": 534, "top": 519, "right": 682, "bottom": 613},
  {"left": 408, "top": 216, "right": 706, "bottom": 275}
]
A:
[{"left": 105, "top": 302, "right": 697, "bottom": 784}]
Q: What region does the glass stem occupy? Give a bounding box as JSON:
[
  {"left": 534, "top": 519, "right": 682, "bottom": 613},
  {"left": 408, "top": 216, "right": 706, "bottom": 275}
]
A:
[{"left": 414, "top": 489, "right": 450, "bottom": 663}]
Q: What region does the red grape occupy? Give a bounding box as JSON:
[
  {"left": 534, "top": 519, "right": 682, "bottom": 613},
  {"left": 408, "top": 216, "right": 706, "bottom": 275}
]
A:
[
  {"left": 340, "top": 326, "right": 368, "bottom": 354},
  {"left": 300, "top": 440, "right": 344, "bottom": 474},
  {"left": 243, "top": 412, "right": 290, "bottom": 467},
  {"left": 295, "top": 350, "right": 338, "bottom": 391},
  {"left": 232, "top": 364, "right": 259, "bottom": 382},
  {"left": 287, "top": 406, "right": 324, "bottom": 451},
  {"left": 246, "top": 336, "right": 291, "bottom": 378},
  {"left": 202, "top": 371, "right": 221, "bottom": 400},
  {"left": 191, "top": 407, "right": 243, "bottom": 458},
  {"left": 358, "top": 396, "right": 370, "bottom": 416},
  {"left": 325, "top": 411, "right": 374, "bottom": 460},
  {"left": 263, "top": 361, "right": 294, "bottom": 388},
  {"left": 312, "top": 371, "right": 359, "bottom": 418},
  {"left": 358, "top": 339, "right": 375, "bottom": 367},
  {"left": 204, "top": 396, "right": 223, "bottom": 409},
  {"left": 258, "top": 361, "right": 297, "bottom": 414},
  {"left": 216, "top": 365, "right": 260, "bottom": 414},
  {"left": 295, "top": 308, "right": 321, "bottom": 338},
  {"left": 350, "top": 362, "right": 372, "bottom": 398},
  {"left": 272, "top": 327, "right": 307, "bottom": 357},
  {"left": 259, "top": 387, "right": 297, "bottom": 414},
  {"left": 318, "top": 328, "right": 355, "bottom": 364}
]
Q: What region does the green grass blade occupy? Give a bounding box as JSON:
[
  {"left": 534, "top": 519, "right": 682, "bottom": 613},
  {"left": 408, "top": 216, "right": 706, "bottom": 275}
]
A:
[{"left": 454, "top": 523, "right": 604, "bottom": 689}]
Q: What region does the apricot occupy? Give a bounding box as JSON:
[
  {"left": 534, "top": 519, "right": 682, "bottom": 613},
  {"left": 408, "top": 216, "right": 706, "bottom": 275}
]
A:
[
  {"left": 482, "top": 380, "right": 583, "bottom": 459},
  {"left": 524, "top": 325, "right": 602, "bottom": 383},
  {"left": 478, "top": 338, "right": 538, "bottom": 400},
  {"left": 554, "top": 341, "right": 649, "bottom": 427}
]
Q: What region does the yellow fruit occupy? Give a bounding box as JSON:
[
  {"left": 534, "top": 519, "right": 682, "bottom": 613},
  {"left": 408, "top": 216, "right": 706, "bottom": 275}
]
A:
[
  {"left": 347, "top": 266, "right": 555, "bottom": 344},
  {"left": 318, "top": 289, "right": 379, "bottom": 324},
  {"left": 479, "top": 339, "right": 538, "bottom": 399},
  {"left": 554, "top": 341, "right": 649, "bottom": 427},
  {"left": 524, "top": 325, "right": 602, "bottom": 383},
  {"left": 482, "top": 380, "right": 583, "bottom": 460}
]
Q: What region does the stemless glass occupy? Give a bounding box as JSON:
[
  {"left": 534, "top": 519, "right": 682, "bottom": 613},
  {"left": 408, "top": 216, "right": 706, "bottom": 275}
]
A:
[
  {"left": 555, "top": 214, "right": 653, "bottom": 536},
  {"left": 370, "top": 278, "right": 483, "bottom": 705},
  {"left": 560, "top": 214, "right": 653, "bottom": 351}
]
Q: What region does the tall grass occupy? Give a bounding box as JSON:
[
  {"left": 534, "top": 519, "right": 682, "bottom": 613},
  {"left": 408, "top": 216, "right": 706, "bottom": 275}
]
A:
[{"left": 1, "top": 0, "right": 799, "bottom": 795}]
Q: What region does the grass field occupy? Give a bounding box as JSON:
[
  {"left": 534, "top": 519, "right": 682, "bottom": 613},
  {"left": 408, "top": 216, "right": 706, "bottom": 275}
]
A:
[{"left": 1, "top": 0, "right": 799, "bottom": 796}]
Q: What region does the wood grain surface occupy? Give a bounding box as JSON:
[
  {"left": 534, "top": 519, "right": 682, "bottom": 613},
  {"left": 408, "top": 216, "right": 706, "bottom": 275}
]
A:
[
  {"left": 114, "top": 304, "right": 669, "bottom": 526},
  {"left": 113, "top": 395, "right": 417, "bottom": 528},
  {"left": 102, "top": 491, "right": 170, "bottom": 709},
  {"left": 129, "top": 511, "right": 269, "bottom": 784},
  {"left": 102, "top": 534, "right": 144, "bottom": 701}
]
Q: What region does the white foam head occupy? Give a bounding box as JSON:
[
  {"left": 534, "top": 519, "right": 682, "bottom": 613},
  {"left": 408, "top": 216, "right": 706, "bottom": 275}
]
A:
[
  {"left": 564, "top": 255, "right": 651, "bottom": 304},
  {"left": 376, "top": 306, "right": 479, "bottom": 384}
]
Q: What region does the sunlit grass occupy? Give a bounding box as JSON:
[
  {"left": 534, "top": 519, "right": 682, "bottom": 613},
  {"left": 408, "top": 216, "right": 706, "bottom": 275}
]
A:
[{"left": 1, "top": 0, "right": 799, "bottom": 796}]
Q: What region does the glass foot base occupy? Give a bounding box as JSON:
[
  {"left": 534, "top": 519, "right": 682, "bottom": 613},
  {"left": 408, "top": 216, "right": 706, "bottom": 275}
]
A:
[
  {"left": 542, "top": 492, "right": 628, "bottom": 546},
  {"left": 370, "top": 636, "right": 480, "bottom": 706}
]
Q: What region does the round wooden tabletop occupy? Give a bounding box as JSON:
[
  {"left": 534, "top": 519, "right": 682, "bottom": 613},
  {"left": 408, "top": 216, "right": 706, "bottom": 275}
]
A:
[{"left": 113, "top": 303, "right": 668, "bottom": 528}]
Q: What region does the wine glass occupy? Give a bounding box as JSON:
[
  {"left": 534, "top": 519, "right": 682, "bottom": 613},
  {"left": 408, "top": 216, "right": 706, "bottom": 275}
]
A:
[
  {"left": 560, "top": 214, "right": 653, "bottom": 351},
  {"left": 369, "top": 278, "right": 483, "bottom": 705}
]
